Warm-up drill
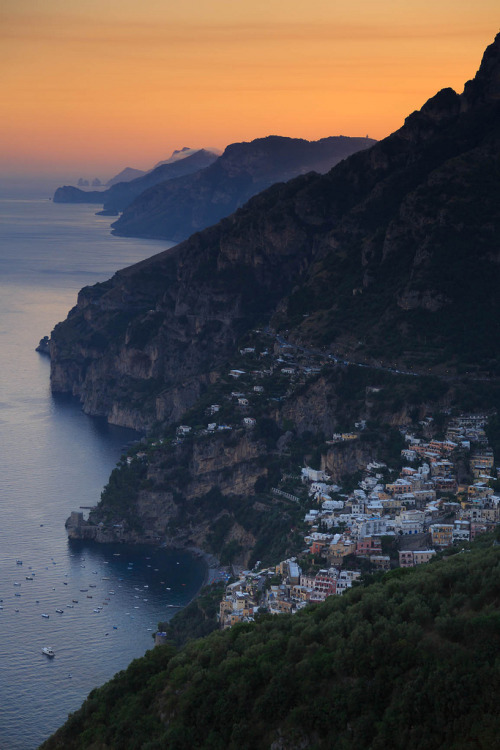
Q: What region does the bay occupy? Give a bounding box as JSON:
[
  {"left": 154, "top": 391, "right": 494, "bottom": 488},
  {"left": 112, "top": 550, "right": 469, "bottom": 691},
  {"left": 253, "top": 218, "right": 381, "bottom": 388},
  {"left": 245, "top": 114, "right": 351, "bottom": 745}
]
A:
[{"left": 0, "top": 199, "right": 206, "bottom": 749}]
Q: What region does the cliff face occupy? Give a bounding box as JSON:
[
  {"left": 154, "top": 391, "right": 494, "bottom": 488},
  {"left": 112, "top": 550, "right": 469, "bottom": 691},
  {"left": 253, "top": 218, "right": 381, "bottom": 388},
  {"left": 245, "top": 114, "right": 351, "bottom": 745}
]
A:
[
  {"left": 322, "top": 442, "right": 377, "bottom": 483},
  {"left": 66, "top": 430, "right": 272, "bottom": 566},
  {"left": 49, "top": 179, "right": 320, "bottom": 427},
  {"left": 50, "top": 34, "right": 500, "bottom": 430},
  {"left": 111, "top": 135, "right": 375, "bottom": 241}
]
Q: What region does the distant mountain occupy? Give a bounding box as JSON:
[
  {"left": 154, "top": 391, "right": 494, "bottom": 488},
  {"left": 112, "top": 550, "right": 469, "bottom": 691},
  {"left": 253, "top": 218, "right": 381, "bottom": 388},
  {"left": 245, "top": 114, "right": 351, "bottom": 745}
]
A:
[
  {"left": 153, "top": 146, "right": 222, "bottom": 169},
  {"left": 111, "top": 135, "right": 376, "bottom": 241},
  {"left": 106, "top": 167, "right": 146, "bottom": 186},
  {"left": 53, "top": 149, "right": 219, "bottom": 212},
  {"left": 49, "top": 34, "right": 500, "bottom": 432}
]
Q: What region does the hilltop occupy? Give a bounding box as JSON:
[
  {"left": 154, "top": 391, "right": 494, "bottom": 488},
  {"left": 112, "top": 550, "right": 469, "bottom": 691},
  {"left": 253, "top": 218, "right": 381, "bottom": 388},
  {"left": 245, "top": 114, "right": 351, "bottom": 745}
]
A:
[{"left": 40, "top": 538, "right": 500, "bottom": 749}]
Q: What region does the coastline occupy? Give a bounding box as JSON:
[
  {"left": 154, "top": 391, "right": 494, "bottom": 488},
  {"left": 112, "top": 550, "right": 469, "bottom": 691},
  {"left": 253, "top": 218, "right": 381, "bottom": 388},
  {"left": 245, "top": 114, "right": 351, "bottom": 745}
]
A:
[{"left": 184, "top": 546, "right": 231, "bottom": 588}]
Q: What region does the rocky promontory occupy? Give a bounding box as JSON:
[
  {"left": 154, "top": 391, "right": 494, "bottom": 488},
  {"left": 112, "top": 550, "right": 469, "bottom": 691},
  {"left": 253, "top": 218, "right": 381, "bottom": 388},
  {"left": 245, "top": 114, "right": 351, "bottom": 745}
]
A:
[{"left": 53, "top": 149, "right": 219, "bottom": 212}]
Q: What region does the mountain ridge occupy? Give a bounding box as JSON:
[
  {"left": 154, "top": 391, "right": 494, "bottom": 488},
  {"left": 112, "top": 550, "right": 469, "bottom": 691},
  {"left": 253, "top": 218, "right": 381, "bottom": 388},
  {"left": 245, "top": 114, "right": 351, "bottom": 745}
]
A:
[
  {"left": 110, "top": 134, "right": 375, "bottom": 241},
  {"left": 49, "top": 34, "right": 500, "bottom": 432}
]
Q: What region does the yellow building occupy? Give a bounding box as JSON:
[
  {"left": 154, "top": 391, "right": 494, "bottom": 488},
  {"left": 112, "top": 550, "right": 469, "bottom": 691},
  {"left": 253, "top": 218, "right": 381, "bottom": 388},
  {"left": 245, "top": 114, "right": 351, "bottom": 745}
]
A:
[{"left": 430, "top": 524, "right": 453, "bottom": 547}]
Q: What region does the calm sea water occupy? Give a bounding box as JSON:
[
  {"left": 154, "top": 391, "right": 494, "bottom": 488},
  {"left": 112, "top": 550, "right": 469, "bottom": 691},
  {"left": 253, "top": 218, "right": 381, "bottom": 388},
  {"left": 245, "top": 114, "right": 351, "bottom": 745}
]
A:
[{"left": 0, "top": 199, "right": 206, "bottom": 750}]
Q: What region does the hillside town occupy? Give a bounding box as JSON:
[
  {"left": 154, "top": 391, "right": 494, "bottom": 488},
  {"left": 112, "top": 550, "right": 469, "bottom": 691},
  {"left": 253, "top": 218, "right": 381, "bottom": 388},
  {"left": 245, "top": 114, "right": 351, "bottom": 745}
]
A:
[
  {"left": 114, "top": 332, "right": 499, "bottom": 633},
  {"left": 218, "top": 412, "right": 499, "bottom": 629}
]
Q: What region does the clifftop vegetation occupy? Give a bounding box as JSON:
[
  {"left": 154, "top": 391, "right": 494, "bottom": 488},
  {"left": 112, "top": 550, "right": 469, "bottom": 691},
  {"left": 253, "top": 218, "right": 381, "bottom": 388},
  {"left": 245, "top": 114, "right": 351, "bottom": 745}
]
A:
[{"left": 41, "top": 535, "right": 500, "bottom": 750}]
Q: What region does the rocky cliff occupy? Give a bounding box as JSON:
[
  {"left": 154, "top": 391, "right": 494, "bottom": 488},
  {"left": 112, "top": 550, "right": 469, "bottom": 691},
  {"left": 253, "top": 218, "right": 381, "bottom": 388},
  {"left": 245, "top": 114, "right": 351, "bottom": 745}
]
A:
[
  {"left": 50, "top": 34, "right": 500, "bottom": 433},
  {"left": 111, "top": 135, "right": 375, "bottom": 241},
  {"left": 65, "top": 428, "right": 286, "bottom": 567}
]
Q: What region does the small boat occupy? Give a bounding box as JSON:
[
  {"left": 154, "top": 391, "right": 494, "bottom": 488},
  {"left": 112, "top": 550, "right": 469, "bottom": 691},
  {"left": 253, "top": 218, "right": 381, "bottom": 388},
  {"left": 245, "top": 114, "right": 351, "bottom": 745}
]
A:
[
  {"left": 26, "top": 576, "right": 33, "bottom": 580},
  {"left": 80, "top": 589, "right": 88, "bottom": 592},
  {"left": 86, "top": 595, "right": 92, "bottom": 598},
  {"left": 56, "top": 609, "right": 63, "bottom": 614},
  {"left": 13, "top": 582, "right": 21, "bottom": 586},
  {"left": 89, "top": 584, "right": 96, "bottom": 588},
  {"left": 72, "top": 599, "right": 78, "bottom": 603},
  {"left": 16, "top": 560, "right": 23, "bottom": 565},
  {"left": 67, "top": 604, "right": 74, "bottom": 608},
  {"left": 42, "top": 646, "right": 55, "bottom": 657},
  {"left": 63, "top": 581, "right": 68, "bottom": 585},
  {"left": 41, "top": 613, "right": 49, "bottom": 618}
]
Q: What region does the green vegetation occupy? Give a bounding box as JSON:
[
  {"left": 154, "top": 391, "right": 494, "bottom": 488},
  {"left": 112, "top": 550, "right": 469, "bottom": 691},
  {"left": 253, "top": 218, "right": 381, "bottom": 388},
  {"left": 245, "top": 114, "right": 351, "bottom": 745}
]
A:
[
  {"left": 157, "top": 583, "right": 226, "bottom": 648},
  {"left": 41, "top": 537, "right": 500, "bottom": 750},
  {"left": 96, "top": 459, "right": 148, "bottom": 531}
]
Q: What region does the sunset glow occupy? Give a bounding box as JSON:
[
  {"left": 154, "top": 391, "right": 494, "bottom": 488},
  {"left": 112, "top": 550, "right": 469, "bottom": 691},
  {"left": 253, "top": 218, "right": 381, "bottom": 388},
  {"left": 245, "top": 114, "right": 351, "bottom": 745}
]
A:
[{"left": 1, "top": 0, "right": 498, "bottom": 181}]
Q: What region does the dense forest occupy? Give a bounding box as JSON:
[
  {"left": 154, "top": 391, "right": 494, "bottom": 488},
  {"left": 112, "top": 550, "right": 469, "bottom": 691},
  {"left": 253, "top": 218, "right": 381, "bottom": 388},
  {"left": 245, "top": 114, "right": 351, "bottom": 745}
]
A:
[{"left": 41, "top": 533, "right": 500, "bottom": 749}]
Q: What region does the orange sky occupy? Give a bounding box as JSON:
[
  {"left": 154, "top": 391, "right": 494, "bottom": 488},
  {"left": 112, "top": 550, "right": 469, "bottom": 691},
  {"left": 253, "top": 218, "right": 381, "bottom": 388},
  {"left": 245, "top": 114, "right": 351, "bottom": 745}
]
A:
[{"left": 1, "top": 0, "right": 498, "bottom": 181}]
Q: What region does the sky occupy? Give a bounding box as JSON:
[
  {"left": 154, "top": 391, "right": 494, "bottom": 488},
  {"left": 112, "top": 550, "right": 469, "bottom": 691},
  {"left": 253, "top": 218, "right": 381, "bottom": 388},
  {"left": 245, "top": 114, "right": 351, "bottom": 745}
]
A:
[{"left": 1, "top": 0, "right": 498, "bottom": 184}]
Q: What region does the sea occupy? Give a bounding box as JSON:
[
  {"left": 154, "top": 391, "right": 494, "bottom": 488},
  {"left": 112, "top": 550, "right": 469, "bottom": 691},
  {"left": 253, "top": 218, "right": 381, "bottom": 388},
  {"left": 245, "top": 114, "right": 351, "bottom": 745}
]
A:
[{"left": 0, "top": 197, "right": 207, "bottom": 750}]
